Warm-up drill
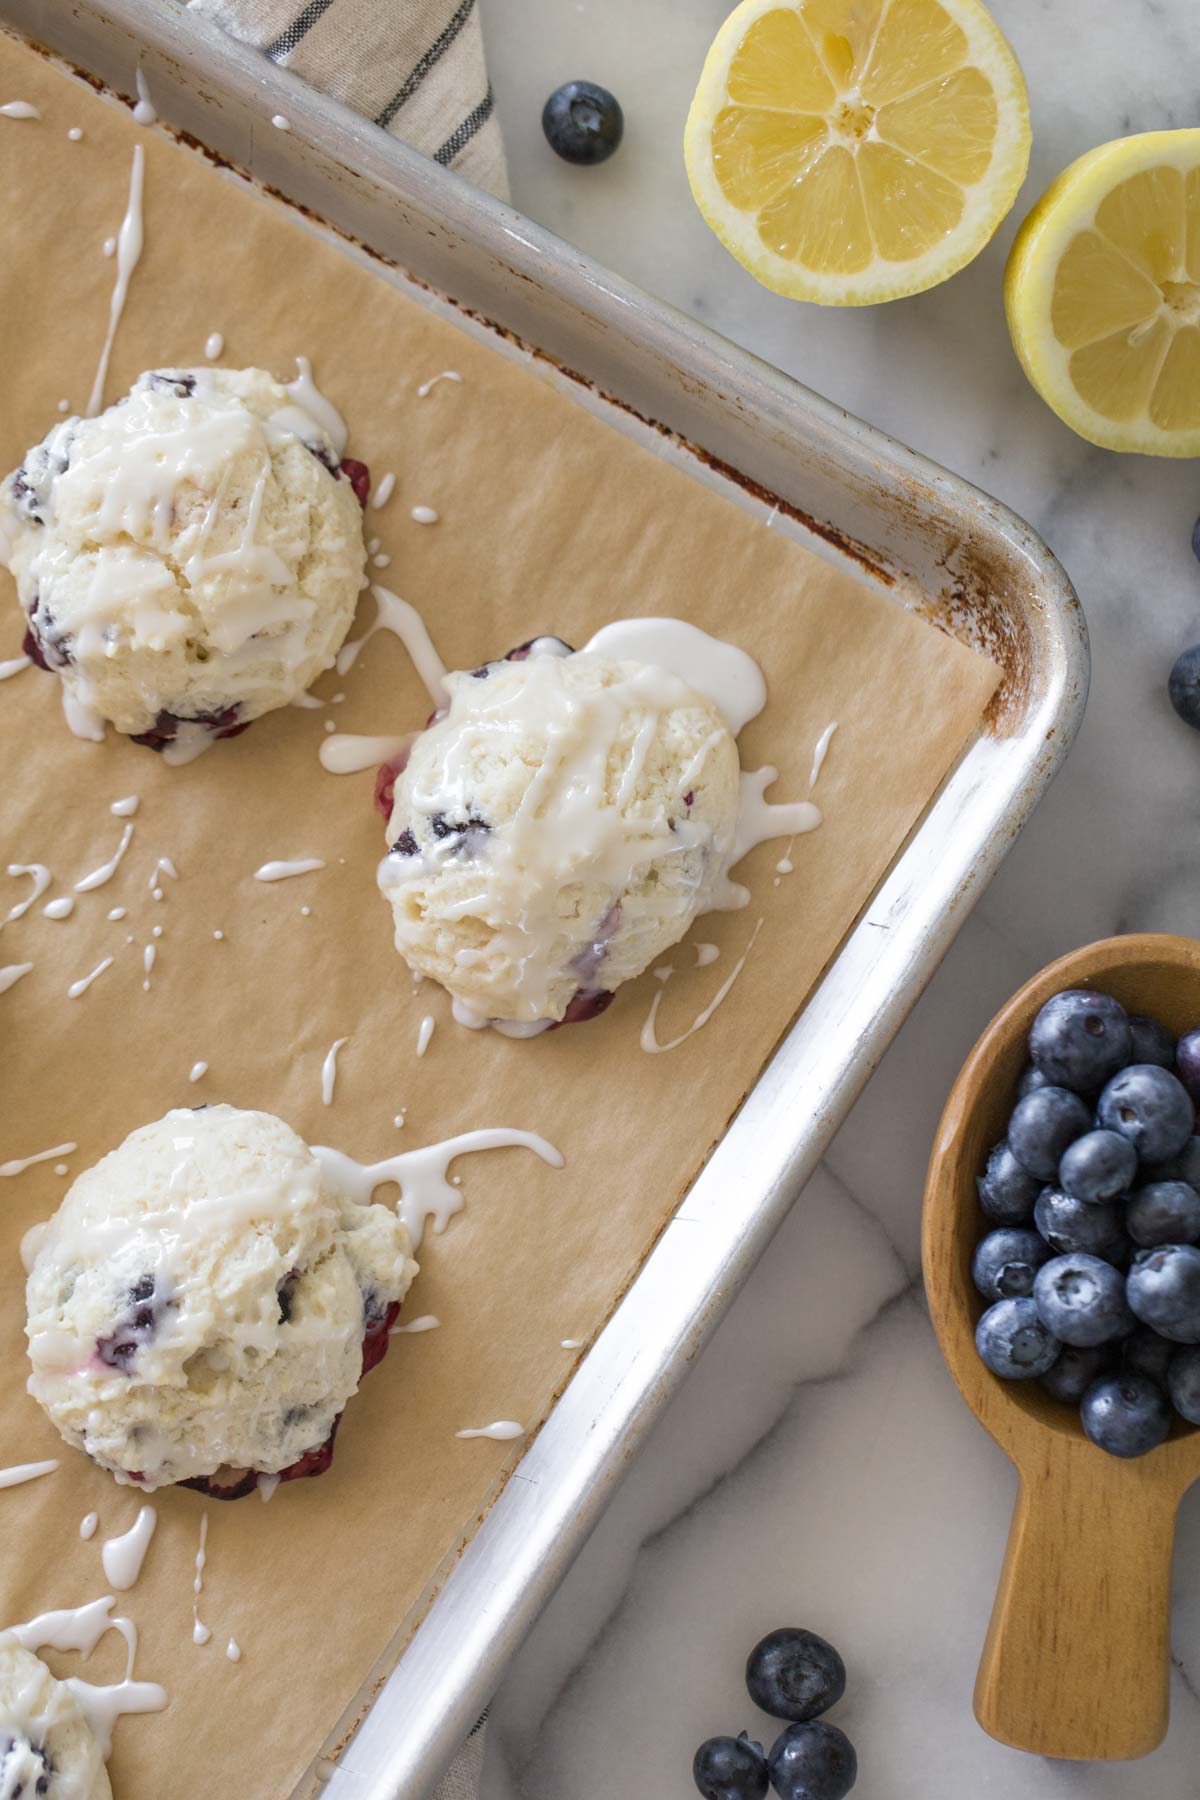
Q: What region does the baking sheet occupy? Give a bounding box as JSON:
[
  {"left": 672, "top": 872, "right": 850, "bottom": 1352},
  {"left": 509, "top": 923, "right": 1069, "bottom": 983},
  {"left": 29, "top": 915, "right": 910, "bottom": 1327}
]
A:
[{"left": 0, "top": 30, "right": 999, "bottom": 1798}]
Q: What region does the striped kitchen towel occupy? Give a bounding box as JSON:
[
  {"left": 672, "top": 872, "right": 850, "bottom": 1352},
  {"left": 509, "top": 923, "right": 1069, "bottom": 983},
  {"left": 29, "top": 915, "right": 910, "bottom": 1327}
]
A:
[{"left": 187, "top": 0, "right": 508, "bottom": 198}]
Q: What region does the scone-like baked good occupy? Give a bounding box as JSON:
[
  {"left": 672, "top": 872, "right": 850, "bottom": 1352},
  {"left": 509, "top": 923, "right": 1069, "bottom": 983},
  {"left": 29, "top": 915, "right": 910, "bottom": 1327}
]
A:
[
  {"left": 0, "top": 368, "right": 367, "bottom": 759},
  {"left": 377, "top": 641, "right": 740, "bottom": 1027},
  {"left": 25, "top": 1105, "right": 417, "bottom": 1497},
  {"left": 0, "top": 1634, "right": 111, "bottom": 1800}
]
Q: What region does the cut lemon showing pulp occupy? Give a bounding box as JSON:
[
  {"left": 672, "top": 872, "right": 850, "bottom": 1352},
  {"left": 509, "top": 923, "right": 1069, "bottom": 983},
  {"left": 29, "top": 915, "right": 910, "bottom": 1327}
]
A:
[
  {"left": 684, "top": 0, "right": 1031, "bottom": 305},
  {"left": 1005, "top": 131, "right": 1200, "bottom": 455}
]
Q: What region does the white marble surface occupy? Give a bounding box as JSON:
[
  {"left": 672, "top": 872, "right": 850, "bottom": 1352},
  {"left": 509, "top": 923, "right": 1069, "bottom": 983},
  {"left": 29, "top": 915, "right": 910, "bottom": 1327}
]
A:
[{"left": 473, "top": 2, "right": 1200, "bottom": 1796}]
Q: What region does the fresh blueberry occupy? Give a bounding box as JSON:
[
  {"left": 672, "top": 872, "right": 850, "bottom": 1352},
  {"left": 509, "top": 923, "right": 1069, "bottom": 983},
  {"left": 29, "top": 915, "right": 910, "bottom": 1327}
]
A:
[
  {"left": 1097, "top": 1064, "right": 1195, "bottom": 1164},
  {"left": 1123, "top": 1325, "right": 1176, "bottom": 1387},
  {"left": 692, "top": 1733, "right": 768, "bottom": 1800},
  {"left": 1167, "top": 1345, "right": 1200, "bottom": 1424},
  {"left": 1127, "top": 1180, "right": 1200, "bottom": 1249},
  {"left": 1007, "top": 1087, "right": 1092, "bottom": 1181},
  {"left": 1016, "top": 1064, "right": 1051, "bottom": 1098},
  {"left": 744, "top": 1628, "right": 845, "bottom": 1723},
  {"left": 542, "top": 80, "right": 624, "bottom": 165},
  {"left": 1033, "top": 1188, "right": 1128, "bottom": 1263},
  {"left": 1028, "top": 990, "right": 1132, "bottom": 1095},
  {"left": 1040, "top": 1343, "right": 1114, "bottom": 1405},
  {"left": 977, "top": 1141, "right": 1040, "bottom": 1224},
  {"left": 1169, "top": 644, "right": 1200, "bottom": 731},
  {"left": 1128, "top": 1014, "right": 1176, "bottom": 1069},
  {"left": 975, "top": 1297, "right": 1061, "bottom": 1379},
  {"left": 1081, "top": 1374, "right": 1171, "bottom": 1457},
  {"left": 1057, "top": 1129, "right": 1138, "bottom": 1205},
  {"left": 1032, "top": 1253, "right": 1133, "bottom": 1347},
  {"left": 1127, "top": 1244, "right": 1200, "bottom": 1342},
  {"left": 766, "top": 1722, "right": 857, "bottom": 1800},
  {"left": 1177, "top": 1031, "right": 1200, "bottom": 1104},
  {"left": 972, "top": 1228, "right": 1052, "bottom": 1302}
]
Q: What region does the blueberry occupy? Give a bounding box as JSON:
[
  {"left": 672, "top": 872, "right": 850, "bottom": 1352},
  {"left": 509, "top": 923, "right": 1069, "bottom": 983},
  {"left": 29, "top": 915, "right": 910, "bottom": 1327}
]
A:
[
  {"left": 1127, "top": 1244, "right": 1200, "bottom": 1342},
  {"left": 975, "top": 1297, "right": 1061, "bottom": 1379},
  {"left": 1081, "top": 1374, "right": 1171, "bottom": 1457},
  {"left": 1168, "top": 1345, "right": 1200, "bottom": 1424},
  {"left": 1193, "top": 514, "right": 1200, "bottom": 564},
  {"left": 1127, "top": 1180, "right": 1200, "bottom": 1249},
  {"left": 1169, "top": 644, "right": 1200, "bottom": 731},
  {"left": 766, "top": 1722, "right": 857, "bottom": 1800},
  {"left": 1177, "top": 1031, "right": 1200, "bottom": 1104},
  {"left": 1144, "top": 1133, "right": 1200, "bottom": 1187},
  {"left": 1028, "top": 990, "right": 1132, "bottom": 1095},
  {"left": 1007, "top": 1087, "right": 1092, "bottom": 1181},
  {"left": 1123, "top": 1325, "right": 1176, "bottom": 1387},
  {"left": 1040, "top": 1343, "right": 1114, "bottom": 1405},
  {"left": 744, "top": 1628, "right": 845, "bottom": 1723},
  {"left": 976, "top": 1141, "right": 1040, "bottom": 1224},
  {"left": 1016, "top": 1064, "right": 1050, "bottom": 1098},
  {"left": 542, "top": 81, "right": 624, "bottom": 165},
  {"left": 1128, "top": 1015, "right": 1176, "bottom": 1069},
  {"left": 1057, "top": 1129, "right": 1138, "bottom": 1205},
  {"left": 1097, "top": 1064, "right": 1195, "bottom": 1163},
  {"left": 1033, "top": 1253, "right": 1133, "bottom": 1347},
  {"left": 972, "top": 1228, "right": 1052, "bottom": 1302},
  {"left": 389, "top": 828, "right": 418, "bottom": 858},
  {"left": 1033, "top": 1188, "right": 1128, "bottom": 1263},
  {"left": 692, "top": 1733, "right": 768, "bottom": 1800}
]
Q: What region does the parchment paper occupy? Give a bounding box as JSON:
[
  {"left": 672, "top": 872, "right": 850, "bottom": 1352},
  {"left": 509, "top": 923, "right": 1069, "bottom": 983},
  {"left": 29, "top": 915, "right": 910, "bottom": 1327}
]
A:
[{"left": 0, "top": 32, "right": 999, "bottom": 1799}]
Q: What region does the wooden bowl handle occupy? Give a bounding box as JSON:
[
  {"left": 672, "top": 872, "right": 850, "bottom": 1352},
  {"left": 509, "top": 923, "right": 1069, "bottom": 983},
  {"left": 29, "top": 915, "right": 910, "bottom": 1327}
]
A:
[{"left": 975, "top": 1442, "right": 1183, "bottom": 1761}]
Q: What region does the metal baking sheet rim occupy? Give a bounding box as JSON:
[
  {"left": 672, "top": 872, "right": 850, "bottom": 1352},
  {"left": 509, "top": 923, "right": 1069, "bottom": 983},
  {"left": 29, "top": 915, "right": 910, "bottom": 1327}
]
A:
[{"left": 0, "top": 5, "right": 1089, "bottom": 1796}]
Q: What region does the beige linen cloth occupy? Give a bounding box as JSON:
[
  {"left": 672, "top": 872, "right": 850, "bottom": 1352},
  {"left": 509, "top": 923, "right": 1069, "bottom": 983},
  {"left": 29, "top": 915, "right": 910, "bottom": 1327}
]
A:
[{"left": 180, "top": 6, "right": 505, "bottom": 1789}]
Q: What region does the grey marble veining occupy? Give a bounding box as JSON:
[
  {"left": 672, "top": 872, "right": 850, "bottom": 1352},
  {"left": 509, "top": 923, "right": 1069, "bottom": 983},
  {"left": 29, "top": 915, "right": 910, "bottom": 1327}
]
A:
[{"left": 476, "top": 2, "right": 1200, "bottom": 1793}]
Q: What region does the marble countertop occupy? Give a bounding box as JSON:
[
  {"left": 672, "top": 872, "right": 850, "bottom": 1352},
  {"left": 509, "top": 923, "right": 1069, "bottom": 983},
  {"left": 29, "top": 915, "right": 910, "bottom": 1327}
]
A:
[{"left": 472, "top": 2, "right": 1200, "bottom": 1797}]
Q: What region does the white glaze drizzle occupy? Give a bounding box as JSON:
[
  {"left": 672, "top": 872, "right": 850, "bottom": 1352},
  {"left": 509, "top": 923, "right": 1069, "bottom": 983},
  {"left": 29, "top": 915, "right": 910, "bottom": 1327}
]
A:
[
  {"left": 257, "top": 1473, "right": 280, "bottom": 1503},
  {"left": 204, "top": 331, "right": 224, "bottom": 361},
  {"left": 0, "top": 962, "right": 33, "bottom": 994},
  {"left": 390, "top": 1314, "right": 439, "bottom": 1335},
  {"left": 0, "top": 1459, "right": 58, "bottom": 1489},
  {"left": 68, "top": 956, "right": 114, "bottom": 999},
  {"left": 191, "top": 1512, "right": 210, "bottom": 1646},
  {"left": 641, "top": 918, "right": 764, "bottom": 1053},
  {"left": 226, "top": 1638, "right": 241, "bottom": 1663},
  {"left": 583, "top": 617, "right": 766, "bottom": 736},
  {"left": 11, "top": 1598, "right": 167, "bottom": 1758},
  {"left": 0, "top": 101, "right": 39, "bottom": 119},
  {"left": 188, "top": 1061, "right": 208, "bottom": 1083},
  {"left": 0, "top": 653, "right": 30, "bottom": 679},
  {"left": 410, "top": 506, "right": 438, "bottom": 525},
  {"left": 714, "top": 771, "right": 822, "bottom": 911},
  {"left": 271, "top": 113, "right": 291, "bottom": 131},
  {"left": 809, "top": 720, "right": 838, "bottom": 789},
  {"left": 101, "top": 1506, "right": 157, "bottom": 1590},
  {"left": 78, "top": 1513, "right": 99, "bottom": 1541},
  {"left": 132, "top": 67, "right": 156, "bottom": 126},
  {"left": 561, "top": 1338, "right": 581, "bottom": 1349},
  {"left": 312, "top": 1129, "right": 563, "bottom": 1249},
  {"left": 291, "top": 691, "right": 327, "bottom": 709},
  {"left": 319, "top": 731, "right": 411, "bottom": 776},
  {"left": 254, "top": 859, "right": 325, "bottom": 882},
  {"left": 284, "top": 357, "right": 346, "bottom": 456},
  {"left": 373, "top": 552, "right": 391, "bottom": 569},
  {"left": 3, "top": 1143, "right": 75, "bottom": 1181},
  {"left": 455, "top": 1421, "right": 524, "bottom": 1441},
  {"left": 694, "top": 943, "right": 720, "bottom": 966},
  {"left": 416, "top": 1015, "right": 435, "bottom": 1057},
  {"left": 417, "top": 370, "right": 462, "bottom": 397},
  {"left": 110, "top": 795, "right": 139, "bottom": 817},
  {"left": 87, "top": 144, "right": 144, "bottom": 417},
  {"left": 336, "top": 585, "right": 448, "bottom": 704},
  {"left": 75, "top": 824, "right": 134, "bottom": 892},
  {"left": 4, "top": 863, "right": 51, "bottom": 925},
  {"left": 148, "top": 855, "right": 177, "bottom": 888},
  {"left": 321, "top": 1036, "right": 348, "bottom": 1105},
  {"left": 67, "top": 127, "right": 84, "bottom": 141},
  {"left": 370, "top": 472, "right": 395, "bottom": 509},
  {"left": 42, "top": 896, "right": 75, "bottom": 920},
  {"left": 107, "top": 907, "right": 126, "bottom": 922},
  {"left": 61, "top": 679, "right": 106, "bottom": 742}
]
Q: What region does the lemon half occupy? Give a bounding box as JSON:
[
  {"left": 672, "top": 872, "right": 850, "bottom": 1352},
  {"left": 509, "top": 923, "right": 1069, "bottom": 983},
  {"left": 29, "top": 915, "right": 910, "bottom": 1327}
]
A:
[
  {"left": 1005, "top": 131, "right": 1200, "bottom": 456},
  {"left": 684, "top": 0, "right": 1031, "bottom": 305}
]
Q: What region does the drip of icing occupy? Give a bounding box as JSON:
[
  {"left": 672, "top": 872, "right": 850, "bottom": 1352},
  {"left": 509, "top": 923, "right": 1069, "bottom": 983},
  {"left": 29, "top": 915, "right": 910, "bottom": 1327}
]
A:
[
  {"left": 19, "top": 1223, "right": 48, "bottom": 1269},
  {"left": 254, "top": 859, "right": 324, "bottom": 882},
  {"left": 42, "top": 896, "right": 75, "bottom": 920},
  {"left": 143, "top": 944, "right": 156, "bottom": 982},
  {"left": 62, "top": 678, "right": 106, "bottom": 742},
  {"left": 319, "top": 732, "right": 411, "bottom": 776},
  {"left": 641, "top": 918, "right": 764, "bottom": 1053},
  {"left": 417, "top": 370, "right": 462, "bottom": 397},
  {"left": 370, "top": 472, "right": 395, "bottom": 509},
  {"left": 694, "top": 943, "right": 720, "bottom": 966},
  {"left": 107, "top": 908, "right": 126, "bottom": 922},
  {"left": 160, "top": 723, "right": 218, "bottom": 766},
  {"left": 204, "top": 332, "right": 224, "bottom": 361},
  {"left": 110, "top": 795, "right": 139, "bottom": 817},
  {"left": 68, "top": 127, "right": 84, "bottom": 141},
  {"left": 12, "top": 1598, "right": 126, "bottom": 1659},
  {"left": 0, "top": 101, "right": 39, "bottom": 118},
  {"left": 226, "top": 1639, "right": 242, "bottom": 1663},
  {"left": 271, "top": 113, "right": 291, "bottom": 130},
  {"left": 191, "top": 1512, "right": 210, "bottom": 1646},
  {"left": 373, "top": 553, "right": 391, "bottom": 569},
  {"left": 809, "top": 720, "right": 838, "bottom": 789},
  {"left": 775, "top": 844, "right": 794, "bottom": 876},
  {"left": 188, "top": 1061, "right": 208, "bottom": 1083},
  {"left": 132, "top": 67, "right": 156, "bottom": 126},
  {"left": 148, "top": 856, "right": 177, "bottom": 888},
  {"left": 87, "top": 144, "right": 144, "bottom": 417},
  {"left": 283, "top": 357, "right": 347, "bottom": 456},
  {"left": 257, "top": 1474, "right": 280, "bottom": 1503},
  {"left": 456, "top": 1421, "right": 524, "bottom": 1441},
  {"left": 410, "top": 506, "right": 438, "bottom": 525},
  {"left": 0, "top": 962, "right": 33, "bottom": 994},
  {"left": 68, "top": 956, "right": 114, "bottom": 999},
  {"left": 0, "top": 1459, "right": 58, "bottom": 1489},
  {"left": 336, "top": 585, "right": 448, "bottom": 705},
  {"left": 80, "top": 1512, "right": 99, "bottom": 1540},
  {"left": 54, "top": 1164, "right": 69, "bottom": 1176},
  {"left": 561, "top": 1338, "right": 581, "bottom": 1349},
  {"left": 14, "top": 1600, "right": 167, "bottom": 1758},
  {"left": 291, "top": 691, "right": 327, "bottom": 709},
  {"left": 4, "top": 1144, "right": 76, "bottom": 1182},
  {"left": 416, "top": 1015, "right": 435, "bottom": 1058},
  {"left": 101, "top": 1506, "right": 157, "bottom": 1590},
  {"left": 390, "top": 1314, "right": 439, "bottom": 1334},
  {"left": 321, "top": 1036, "right": 348, "bottom": 1105},
  {"left": 0, "top": 652, "right": 30, "bottom": 679},
  {"left": 75, "top": 823, "right": 134, "bottom": 892},
  {"left": 712, "top": 770, "right": 822, "bottom": 911},
  {"left": 583, "top": 618, "right": 766, "bottom": 736},
  {"left": 312, "top": 1128, "right": 563, "bottom": 1250},
  {"left": 4, "top": 862, "right": 51, "bottom": 924}
]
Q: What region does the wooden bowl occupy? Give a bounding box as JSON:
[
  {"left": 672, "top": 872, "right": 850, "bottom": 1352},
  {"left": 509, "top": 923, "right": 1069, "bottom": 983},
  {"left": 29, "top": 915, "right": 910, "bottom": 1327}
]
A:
[{"left": 923, "top": 934, "right": 1200, "bottom": 1762}]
